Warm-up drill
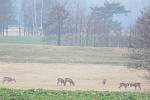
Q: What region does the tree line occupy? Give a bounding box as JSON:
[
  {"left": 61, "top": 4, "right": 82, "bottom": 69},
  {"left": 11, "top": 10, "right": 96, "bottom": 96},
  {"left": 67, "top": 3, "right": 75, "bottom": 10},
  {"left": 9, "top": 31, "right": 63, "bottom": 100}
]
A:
[
  {"left": 128, "top": 7, "right": 150, "bottom": 76},
  {"left": 0, "top": 0, "right": 129, "bottom": 47},
  {"left": 0, "top": 0, "right": 14, "bottom": 36}
]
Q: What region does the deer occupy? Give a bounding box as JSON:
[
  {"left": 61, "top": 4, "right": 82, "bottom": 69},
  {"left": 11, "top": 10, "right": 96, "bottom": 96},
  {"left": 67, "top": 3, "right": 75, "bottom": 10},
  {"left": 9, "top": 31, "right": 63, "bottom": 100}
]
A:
[
  {"left": 2, "top": 77, "right": 16, "bottom": 84},
  {"left": 119, "top": 82, "right": 130, "bottom": 89},
  {"left": 64, "top": 78, "right": 75, "bottom": 86},
  {"left": 57, "top": 78, "right": 65, "bottom": 86},
  {"left": 129, "top": 82, "right": 141, "bottom": 90},
  {"left": 102, "top": 79, "right": 107, "bottom": 86}
]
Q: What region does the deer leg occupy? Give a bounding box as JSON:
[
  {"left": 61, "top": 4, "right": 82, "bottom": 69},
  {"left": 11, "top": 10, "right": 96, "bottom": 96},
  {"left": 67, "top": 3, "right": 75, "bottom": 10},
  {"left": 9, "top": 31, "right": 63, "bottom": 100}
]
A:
[
  {"left": 139, "top": 86, "right": 141, "bottom": 90},
  {"left": 63, "top": 82, "right": 65, "bottom": 86},
  {"left": 57, "top": 81, "right": 59, "bottom": 86},
  {"left": 11, "top": 80, "right": 14, "bottom": 84},
  {"left": 125, "top": 86, "right": 127, "bottom": 90},
  {"left": 69, "top": 82, "right": 71, "bottom": 86},
  {"left": 119, "top": 85, "right": 121, "bottom": 89},
  {"left": 2, "top": 80, "right": 5, "bottom": 84},
  {"left": 61, "top": 82, "right": 64, "bottom": 86},
  {"left": 64, "top": 81, "right": 67, "bottom": 86},
  {"left": 135, "top": 86, "right": 137, "bottom": 90},
  {"left": 71, "top": 82, "right": 74, "bottom": 86}
]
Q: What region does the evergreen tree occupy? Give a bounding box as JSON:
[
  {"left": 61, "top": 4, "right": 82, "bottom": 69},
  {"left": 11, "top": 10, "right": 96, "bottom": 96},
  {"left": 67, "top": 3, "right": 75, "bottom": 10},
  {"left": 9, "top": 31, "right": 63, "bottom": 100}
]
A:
[
  {"left": 129, "top": 7, "right": 150, "bottom": 73},
  {"left": 89, "top": 0, "right": 129, "bottom": 46}
]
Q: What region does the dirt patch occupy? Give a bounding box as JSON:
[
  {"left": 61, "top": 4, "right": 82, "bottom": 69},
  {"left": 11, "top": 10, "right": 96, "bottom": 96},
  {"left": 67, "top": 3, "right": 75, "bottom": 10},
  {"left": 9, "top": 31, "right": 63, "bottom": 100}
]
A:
[{"left": 0, "top": 62, "right": 149, "bottom": 92}]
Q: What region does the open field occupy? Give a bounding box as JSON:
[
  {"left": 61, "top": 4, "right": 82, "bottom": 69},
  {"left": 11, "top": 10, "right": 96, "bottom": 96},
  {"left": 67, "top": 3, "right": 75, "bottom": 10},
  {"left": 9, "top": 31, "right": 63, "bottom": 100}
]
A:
[
  {"left": 0, "top": 88, "right": 149, "bottom": 100},
  {"left": 0, "top": 43, "right": 130, "bottom": 65},
  {"left": 0, "top": 43, "right": 149, "bottom": 93},
  {"left": 0, "top": 63, "right": 149, "bottom": 92}
]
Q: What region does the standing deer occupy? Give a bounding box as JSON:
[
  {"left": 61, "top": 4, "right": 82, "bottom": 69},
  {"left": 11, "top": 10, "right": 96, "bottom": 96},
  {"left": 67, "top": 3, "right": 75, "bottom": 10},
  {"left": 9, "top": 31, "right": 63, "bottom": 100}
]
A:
[
  {"left": 119, "top": 82, "right": 129, "bottom": 89},
  {"left": 102, "top": 79, "right": 107, "bottom": 85},
  {"left": 129, "top": 82, "right": 141, "bottom": 90},
  {"left": 64, "top": 78, "right": 75, "bottom": 86},
  {"left": 2, "top": 77, "right": 16, "bottom": 84},
  {"left": 57, "top": 78, "right": 65, "bottom": 86}
]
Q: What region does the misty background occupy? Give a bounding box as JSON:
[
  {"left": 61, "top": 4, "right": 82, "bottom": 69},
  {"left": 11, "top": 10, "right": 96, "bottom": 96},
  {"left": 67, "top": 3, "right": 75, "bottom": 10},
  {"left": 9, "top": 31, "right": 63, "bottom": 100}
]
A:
[
  {"left": 0, "top": 0, "right": 150, "bottom": 48},
  {"left": 14, "top": 0, "right": 150, "bottom": 28}
]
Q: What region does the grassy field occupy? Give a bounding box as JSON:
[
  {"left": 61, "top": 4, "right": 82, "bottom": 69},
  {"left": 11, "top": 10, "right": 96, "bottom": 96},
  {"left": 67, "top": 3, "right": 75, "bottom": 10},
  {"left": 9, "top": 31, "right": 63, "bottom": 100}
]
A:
[
  {"left": 0, "top": 43, "right": 130, "bottom": 65},
  {"left": 0, "top": 35, "right": 129, "bottom": 47},
  {"left": 0, "top": 88, "right": 149, "bottom": 100},
  {"left": 0, "top": 42, "right": 149, "bottom": 99},
  {"left": 1, "top": 63, "right": 149, "bottom": 91},
  {"left": 0, "top": 36, "right": 45, "bottom": 44},
  {"left": 0, "top": 43, "right": 149, "bottom": 92}
]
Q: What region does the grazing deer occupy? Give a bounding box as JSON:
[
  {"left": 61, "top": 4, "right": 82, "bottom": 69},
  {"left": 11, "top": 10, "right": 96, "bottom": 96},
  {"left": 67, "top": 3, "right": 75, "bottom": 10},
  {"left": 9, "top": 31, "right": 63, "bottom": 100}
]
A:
[
  {"left": 57, "top": 78, "right": 65, "bottom": 86},
  {"left": 64, "top": 78, "right": 75, "bottom": 86},
  {"left": 2, "top": 77, "right": 16, "bottom": 84},
  {"left": 129, "top": 82, "right": 141, "bottom": 90},
  {"left": 119, "top": 82, "right": 129, "bottom": 89},
  {"left": 102, "top": 79, "right": 107, "bottom": 85}
]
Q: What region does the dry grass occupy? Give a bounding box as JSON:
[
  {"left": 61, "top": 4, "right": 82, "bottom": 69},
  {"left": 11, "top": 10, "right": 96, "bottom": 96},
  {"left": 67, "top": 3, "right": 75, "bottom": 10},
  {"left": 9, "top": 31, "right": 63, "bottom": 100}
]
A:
[
  {"left": 0, "top": 44, "right": 149, "bottom": 92},
  {"left": 0, "top": 43, "right": 130, "bottom": 65},
  {"left": 0, "top": 63, "right": 149, "bottom": 92}
]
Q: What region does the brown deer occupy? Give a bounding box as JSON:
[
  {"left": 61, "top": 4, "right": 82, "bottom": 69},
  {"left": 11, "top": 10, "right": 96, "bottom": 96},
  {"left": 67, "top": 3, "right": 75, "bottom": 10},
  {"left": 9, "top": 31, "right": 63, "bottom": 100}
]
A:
[
  {"left": 102, "top": 79, "right": 107, "bottom": 85},
  {"left": 119, "top": 82, "right": 129, "bottom": 89},
  {"left": 129, "top": 82, "right": 141, "bottom": 90},
  {"left": 57, "top": 78, "right": 65, "bottom": 86},
  {"left": 64, "top": 78, "right": 75, "bottom": 86},
  {"left": 2, "top": 77, "right": 16, "bottom": 84}
]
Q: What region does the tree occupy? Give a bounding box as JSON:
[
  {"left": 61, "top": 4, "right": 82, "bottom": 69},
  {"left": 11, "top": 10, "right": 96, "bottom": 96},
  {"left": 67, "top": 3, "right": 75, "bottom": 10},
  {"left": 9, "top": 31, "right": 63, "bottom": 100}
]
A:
[
  {"left": 22, "top": 0, "right": 34, "bottom": 36},
  {"left": 64, "top": 0, "right": 86, "bottom": 46},
  {"left": 22, "top": 0, "right": 51, "bottom": 36},
  {"left": 0, "top": 0, "right": 13, "bottom": 36},
  {"left": 89, "top": 0, "right": 129, "bottom": 47},
  {"left": 128, "top": 7, "right": 150, "bottom": 74},
  {"left": 46, "top": 1, "right": 69, "bottom": 46}
]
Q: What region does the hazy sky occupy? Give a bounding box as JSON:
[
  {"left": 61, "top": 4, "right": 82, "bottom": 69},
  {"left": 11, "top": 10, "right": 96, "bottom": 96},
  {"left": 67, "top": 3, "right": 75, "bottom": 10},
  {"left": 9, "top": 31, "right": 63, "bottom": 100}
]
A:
[{"left": 87, "top": 0, "right": 150, "bottom": 28}]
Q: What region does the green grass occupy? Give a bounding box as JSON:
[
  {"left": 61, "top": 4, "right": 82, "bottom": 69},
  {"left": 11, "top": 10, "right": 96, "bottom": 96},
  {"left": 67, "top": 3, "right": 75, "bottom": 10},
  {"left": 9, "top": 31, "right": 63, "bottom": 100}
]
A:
[
  {"left": 0, "top": 35, "right": 129, "bottom": 47},
  {"left": 0, "top": 88, "right": 149, "bottom": 100},
  {"left": 0, "top": 43, "right": 130, "bottom": 65},
  {"left": 0, "top": 36, "right": 45, "bottom": 44}
]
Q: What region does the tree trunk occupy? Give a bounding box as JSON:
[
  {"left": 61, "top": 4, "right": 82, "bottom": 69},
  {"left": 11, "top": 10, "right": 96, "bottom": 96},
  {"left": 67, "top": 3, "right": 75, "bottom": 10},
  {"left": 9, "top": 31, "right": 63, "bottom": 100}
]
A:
[
  {"left": 40, "top": 0, "right": 44, "bottom": 35},
  {"left": 57, "top": 22, "right": 61, "bottom": 46},
  {"left": 2, "top": 24, "right": 5, "bottom": 37}
]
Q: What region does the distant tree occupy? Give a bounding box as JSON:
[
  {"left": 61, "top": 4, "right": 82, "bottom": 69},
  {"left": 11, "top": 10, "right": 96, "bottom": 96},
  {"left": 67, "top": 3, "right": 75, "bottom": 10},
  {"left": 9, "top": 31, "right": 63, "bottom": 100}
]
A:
[
  {"left": 22, "top": 0, "right": 34, "bottom": 36},
  {"left": 64, "top": 0, "right": 86, "bottom": 46},
  {"left": 46, "top": 1, "right": 69, "bottom": 46},
  {"left": 73, "top": 1, "right": 86, "bottom": 46},
  {"left": 22, "top": 0, "right": 52, "bottom": 36},
  {"left": 128, "top": 7, "right": 150, "bottom": 74},
  {"left": 20, "top": 0, "right": 129, "bottom": 47},
  {"left": 89, "top": 0, "right": 129, "bottom": 47},
  {"left": 135, "top": 8, "right": 150, "bottom": 48},
  {"left": 0, "top": 0, "right": 13, "bottom": 36}
]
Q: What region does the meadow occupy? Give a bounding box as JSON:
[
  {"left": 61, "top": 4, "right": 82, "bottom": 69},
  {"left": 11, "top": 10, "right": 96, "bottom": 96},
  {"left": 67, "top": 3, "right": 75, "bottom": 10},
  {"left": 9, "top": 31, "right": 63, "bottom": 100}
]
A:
[
  {"left": 0, "top": 43, "right": 130, "bottom": 65},
  {"left": 0, "top": 35, "right": 128, "bottom": 47},
  {"left": 0, "top": 37, "right": 149, "bottom": 100}
]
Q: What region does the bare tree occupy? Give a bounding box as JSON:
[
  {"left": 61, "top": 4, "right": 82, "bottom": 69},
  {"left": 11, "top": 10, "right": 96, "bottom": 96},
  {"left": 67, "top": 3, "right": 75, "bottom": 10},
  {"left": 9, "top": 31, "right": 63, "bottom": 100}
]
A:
[
  {"left": 0, "top": 0, "right": 13, "bottom": 36},
  {"left": 46, "top": 1, "right": 69, "bottom": 45}
]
